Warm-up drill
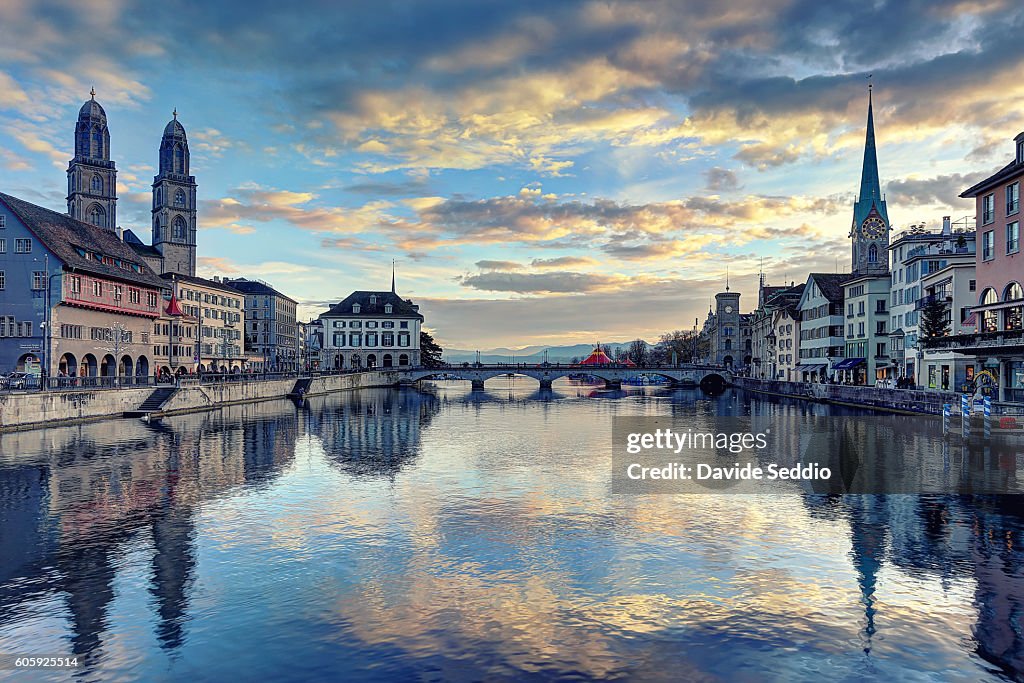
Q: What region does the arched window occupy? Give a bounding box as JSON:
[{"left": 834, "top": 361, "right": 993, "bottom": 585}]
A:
[
  {"left": 91, "top": 174, "right": 103, "bottom": 194},
  {"left": 154, "top": 217, "right": 163, "bottom": 241},
  {"left": 173, "top": 216, "right": 187, "bottom": 240},
  {"left": 981, "top": 288, "right": 998, "bottom": 305},
  {"left": 87, "top": 204, "right": 106, "bottom": 228},
  {"left": 1004, "top": 282, "right": 1023, "bottom": 301},
  {"left": 91, "top": 126, "right": 103, "bottom": 157},
  {"left": 868, "top": 244, "right": 878, "bottom": 263},
  {"left": 173, "top": 144, "right": 184, "bottom": 174},
  {"left": 174, "top": 189, "right": 186, "bottom": 208}
]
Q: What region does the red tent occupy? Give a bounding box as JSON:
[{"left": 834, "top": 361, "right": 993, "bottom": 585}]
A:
[
  {"left": 621, "top": 358, "right": 637, "bottom": 367},
  {"left": 578, "top": 348, "right": 614, "bottom": 366}
]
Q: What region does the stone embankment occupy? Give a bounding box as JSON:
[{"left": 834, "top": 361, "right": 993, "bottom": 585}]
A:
[
  {"left": 730, "top": 377, "right": 959, "bottom": 414},
  {"left": 0, "top": 371, "right": 405, "bottom": 432}
]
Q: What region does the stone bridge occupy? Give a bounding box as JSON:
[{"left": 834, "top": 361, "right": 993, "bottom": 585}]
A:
[{"left": 395, "top": 364, "right": 731, "bottom": 393}]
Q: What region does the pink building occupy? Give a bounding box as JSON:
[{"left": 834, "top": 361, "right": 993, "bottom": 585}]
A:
[{"left": 943, "top": 132, "right": 1024, "bottom": 401}]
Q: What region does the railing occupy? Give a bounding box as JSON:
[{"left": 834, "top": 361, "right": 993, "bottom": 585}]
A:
[
  {"left": 924, "top": 328, "right": 1024, "bottom": 350},
  {"left": 914, "top": 293, "right": 951, "bottom": 311},
  {"left": 0, "top": 375, "right": 158, "bottom": 393}
]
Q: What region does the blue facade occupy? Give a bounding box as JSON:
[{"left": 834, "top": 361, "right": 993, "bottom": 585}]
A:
[{"left": 0, "top": 201, "right": 63, "bottom": 374}]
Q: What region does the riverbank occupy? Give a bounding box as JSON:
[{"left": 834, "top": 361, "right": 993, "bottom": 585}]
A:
[
  {"left": 730, "top": 376, "right": 960, "bottom": 415},
  {"left": 0, "top": 371, "right": 405, "bottom": 432}
]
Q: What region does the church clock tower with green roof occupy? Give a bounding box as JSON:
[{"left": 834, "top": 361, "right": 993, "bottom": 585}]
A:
[{"left": 849, "top": 85, "right": 890, "bottom": 277}]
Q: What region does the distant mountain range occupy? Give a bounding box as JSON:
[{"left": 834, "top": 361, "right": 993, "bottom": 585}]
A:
[{"left": 443, "top": 341, "right": 651, "bottom": 364}]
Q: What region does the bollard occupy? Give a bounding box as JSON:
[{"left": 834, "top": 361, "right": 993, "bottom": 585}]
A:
[
  {"left": 983, "top": 396, "right": 992, "bottom": 440},
  {"left": 943, "top": 403, "right": 951, "bottom": 436},
  {"left": 961, "top": 394, "right": 970, "bottom": 438}
]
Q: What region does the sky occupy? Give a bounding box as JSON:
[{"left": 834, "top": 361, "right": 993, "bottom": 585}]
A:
[{"left": 2, "top": 0, "right": 1023, "bottom": 351}]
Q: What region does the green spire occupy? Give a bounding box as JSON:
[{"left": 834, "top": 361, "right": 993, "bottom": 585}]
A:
[{"left": 859, "top": 86, "right": 881, "bottom": 203}]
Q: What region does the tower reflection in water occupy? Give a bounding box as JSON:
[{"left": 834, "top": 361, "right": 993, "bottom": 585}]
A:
[{"left": 0, "top": 400, "right": 298, "bottom": 666}]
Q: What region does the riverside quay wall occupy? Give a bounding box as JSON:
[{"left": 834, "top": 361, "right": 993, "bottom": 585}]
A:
[
  {"left": 730, "top": 377, "right": 959, "bottom": 415},
  {"left": 0, "top": 371, "right": 403, "bottom": 431}
]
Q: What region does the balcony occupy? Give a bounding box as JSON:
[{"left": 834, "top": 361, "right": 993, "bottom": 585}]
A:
[
  {"left": 923, "top": 328, "right": 1024, "bottom": 352},
  {"left": 915, "top": 294, "right": 951, "bottom": 311}
]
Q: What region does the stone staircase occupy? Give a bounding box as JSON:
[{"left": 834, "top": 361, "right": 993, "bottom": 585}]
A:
[{"left": 124, "top": 387, "right": 178, "bottom": 418}]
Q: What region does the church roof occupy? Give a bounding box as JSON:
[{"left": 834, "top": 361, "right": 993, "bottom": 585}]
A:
[
  {"left": 853, "top": 90, "right": 888, "bottom": 226},
  {"left": 163, "top": 118, "right": 187, "bottom": 139},
  {"left": 122, "top": 228, "right": 163, "bottom": 258},
  {"left": 78, "top": 97, "right": 106, "bottom": 122},
  {"left": 321, "top": 291, "right": 423, "bottom": 320},
  {"left": 0, "top": 192, "right": 166, "bottom": 289}
]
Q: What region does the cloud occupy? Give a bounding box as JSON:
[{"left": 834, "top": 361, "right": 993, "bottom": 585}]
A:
[
  {"left": 704, "top": 167, "right": 741, "bottom": 192},
  {"left": 885, "top": 171, "right": 994, "bottom": 208},
  {"left": 474, "top": 260, "right": 524, "bottom": 271},
  {"left": 530, "top": 256, "right": 599, "bottom": 269},
  {"left": 458, "top": 271, "right": 631, "bottom": 294}
]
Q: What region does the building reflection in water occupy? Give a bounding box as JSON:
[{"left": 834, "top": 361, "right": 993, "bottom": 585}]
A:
[
  {"left": 304, "top": 387, "right": 440, "bottom": 478},
  {"left": 0, "top": 400, "right": 297, "bottom": 668}
]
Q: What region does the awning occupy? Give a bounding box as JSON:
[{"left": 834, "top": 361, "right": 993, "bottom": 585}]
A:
[
  {"left": 832, "top": 357, "right": 865, "bottom": 370},
  {"left": 797, "top": 361, "right": 827, "bottom": 368}
]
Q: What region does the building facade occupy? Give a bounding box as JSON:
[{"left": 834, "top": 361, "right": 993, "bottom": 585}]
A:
[
  {"left": 165, "top": 274, "right": 244, "bottom": 372},
  {"left": 0, "top": 192, "right": 167, "bottom": 380},
  {"left": 919, "top": 258, "right": 977, "bottom": 391},
  {"left": 320, "top": 288, "right": 423, "bottom": 369},
  {"left": 796, "top": 273, "right": 850, "bottom": 381},
  {"left": 226, "top": 278, "right": 299, "bottom": 372},
  {"left": 67, "top": 89, "right": 117, "bottom": 232}
]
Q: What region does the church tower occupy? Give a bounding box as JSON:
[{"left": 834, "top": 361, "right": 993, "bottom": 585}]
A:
[
  {"left": 67, "top": 89, "right": 117, "bottom": 230},
  {"left": 850, "top": 86, "right": 890, "bottom": 276},
  {"left": 152, "top": 110, "right": 198, "bottom": 277}
]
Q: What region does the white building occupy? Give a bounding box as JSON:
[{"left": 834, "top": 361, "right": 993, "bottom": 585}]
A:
[
  {"left": 796, "top": 273, "right": 852, "bottom": 381},
  {"left": 919, "top": 258, "right": 977, "bottom": 391},
  {"left": 887, "top": 217, "right": 976, "bottom": 383},
  {"left": 320, "top": 287, "right": 423, "bottom": 369}
]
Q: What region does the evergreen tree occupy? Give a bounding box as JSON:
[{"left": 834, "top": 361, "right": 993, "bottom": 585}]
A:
[
  {"left": 919, "top": 297, "right": 950, "bottom": 345},
  {"left": 420, "top": 330, "right": 444, "bottom": 368}
]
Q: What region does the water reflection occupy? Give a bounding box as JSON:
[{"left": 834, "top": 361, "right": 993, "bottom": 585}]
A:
[{"left": 0, "top": 384, "right": 1020, "bottom": 681}]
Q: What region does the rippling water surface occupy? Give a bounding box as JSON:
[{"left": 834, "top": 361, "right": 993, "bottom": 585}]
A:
[{"left": 1, "top": 380, "right": 1022, "bottom": 682}]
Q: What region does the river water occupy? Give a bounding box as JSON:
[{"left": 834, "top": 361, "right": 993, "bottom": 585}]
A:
[{"left": 0, "top": 379, "right": 1022, "bottom": 682}]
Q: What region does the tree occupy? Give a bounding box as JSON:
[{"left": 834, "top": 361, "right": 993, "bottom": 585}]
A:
[
  {"left": 420, "top": 330, "right": 444, "bottom": 368},
  {"left": 96, "top": 322, "right": 131, "bottom": 385},
  {"left": 627, "top": 339, "right": 649, "bottom": 366},
  {"left": 614, "top": 346, "right": 628, "bottom": 363},
  {"left": 652, "top": 330, "right": 708, "bottom": 365},
  {"left": 919, "top": 296, "right": 950, "bottom": 345}
]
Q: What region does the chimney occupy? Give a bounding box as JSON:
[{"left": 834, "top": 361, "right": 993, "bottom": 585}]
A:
[
  {"left": 942, "top": 216, "right": 951, "bottom": 236},
  {"left": 115, "top": 226, "right": 123, "bottom": 240}
]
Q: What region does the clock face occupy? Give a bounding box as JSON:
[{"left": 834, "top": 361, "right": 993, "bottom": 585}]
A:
[
  {"left": 862, "top": 216, "right": 887, "bottom": 239},
  {"left": 724, "top": 305, "right": 734, "bottom": 313}
]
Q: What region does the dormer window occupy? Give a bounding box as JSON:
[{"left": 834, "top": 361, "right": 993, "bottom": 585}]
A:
[
  {"left": 1018, "top": 138, "right": 1024, "bottom": 164},
  {"left": 352, "top": 303, "right": 361, "bottom": 314},
  {"left": 384, "top": 303, "right": 392, "bottom": 314},
  {"left": 369, "top": 295, "right": 377, "bottom": 304}
]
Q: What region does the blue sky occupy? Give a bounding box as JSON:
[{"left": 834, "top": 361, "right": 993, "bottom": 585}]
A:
[{"left": 2, "top": 0, "right": 1022, "bottom": 349}]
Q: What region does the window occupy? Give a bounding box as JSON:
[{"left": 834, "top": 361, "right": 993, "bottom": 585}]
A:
[
  {"left": 367, "top": 321, "right": 378, "bottom": 328},
  {"left": 147, "top": 291, "right": 158, "bottom": 307},
  {"left": 369, "top": 295, "right": 377, "bottom": 304},
  {"left": 1006, "top": 282, "right": 1024, "bottom": 301},
  {"left": 858, "top": 322, "right": 865, "bottom": 337},
  {"left": 352, "top": 303, "right": 361, "bottom": 314},
  {"left": 32, "top": 271, "right": 45, "bottom": 290},
  {"left": 173, "top": 216, "right": 186, "bottom": 240},
  {"left": 983, "top": 194, "right": 995, "bottom": 225},
  {"left": 398, "top": 332, "right": 411, "bottom": 347},
  {"left": 0, "top": 215, "right": 5, "bottom": 228},
  {"left": 384, "top": 303, "right": 392, "bottom": 314},
  {"left": 969, "top": 279, "right": 976, "bottom": 292},
  {"left": 88, "top": 204, "right": 105, "bottom": 228},
  {"left": 858, "top": 301, "right": 865, "bottom": 315},
  {"left": 1008, "top": 182, "right": 1020, "bottom": 215},
  {"left": 399, "top": 321, "right": 408, "bottom": 329},
  {"left": 1008, "top": 221, "right": 1020, "bottom": 254},
  {"left": 382, "top": 332, "right": 394, "bottom": 346},
  {"left": 348, "top": 333, "right": 361, "bottom": 346},
  {"left": 129, "top": 288, "right": 140, "bottom": 304},
  {"left": 113, "top": 285, "right": 122, "bottom": 300},
  {"left": 15, "top": 238, "right": 31, "bottom": 253},
  {"left": 868, "top": 244, "right": 878, "bottom": 263},
  {"left": 174, "top": 188, "right": 186, "bottom": 208},
  {"left": 91, "top": 174, "right": 102, "bottom": 193},
  {"left": 0, "top": 239, "right": 5, "bottom": 253},
  {"left": 92, "top": 280, "right": 102, "bottom": 297},
  {"left": 0, "top": 271, "right": 4, "bottom": 290},
  {"left": 983, "top": 230, "right": 995, "bottom": 260}
]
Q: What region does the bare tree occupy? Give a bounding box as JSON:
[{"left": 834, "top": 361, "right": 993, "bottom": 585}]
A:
[
  {"left": 627, "top": 339, "right": 649, "bottom": 366},
  {"left": 96, "top": 321, "right": 132, "bottom": 385}
]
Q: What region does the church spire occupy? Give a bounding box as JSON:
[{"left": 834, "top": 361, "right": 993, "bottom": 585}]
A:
[
  {"left": 859, "top": 82, "right": 881, "bottom": 204},
  {"left": 391, "top": 259, "right": 396, "bottom": 293}
]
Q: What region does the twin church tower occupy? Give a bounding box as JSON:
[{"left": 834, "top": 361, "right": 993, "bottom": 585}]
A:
[{"left": 66, "top": 89, "right": 197, "bottom": 277}]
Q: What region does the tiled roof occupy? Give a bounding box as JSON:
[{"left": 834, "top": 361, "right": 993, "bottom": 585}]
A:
[
  {"left": 960, "top": 158, "right": 1024, "bottom": 198},
  {"left": 122, "top": 228, "right": 163, "bottom": 259},
  {"left": 224, "top": 278, "right": 297, "bottom": 303},
  {"left": 807, "top": 273, "right": 855, "bottom": 303},
  {"left": 321, "top": 291, "right": 423, "bottom": 320},
  {"left": 0, "top": 192, "right": 166, "bottom": 289},
  {"left": 160, "top": 271, "right": 242, "bottom": 294}
]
